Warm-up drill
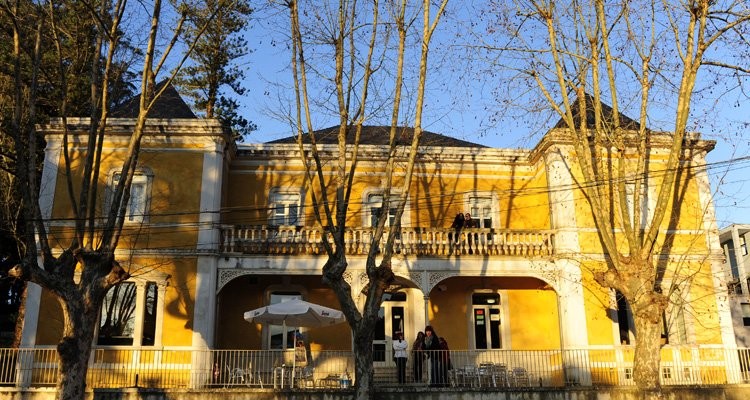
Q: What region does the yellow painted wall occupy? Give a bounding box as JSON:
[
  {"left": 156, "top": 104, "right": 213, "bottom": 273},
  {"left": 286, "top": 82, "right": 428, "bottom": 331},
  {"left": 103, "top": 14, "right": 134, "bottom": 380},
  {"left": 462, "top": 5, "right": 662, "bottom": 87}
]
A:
[
  {"left": 216, "top": 275, "right": 351, "bottom": 351},
  {"left": 507, "top": 289, "right": 561, "bottom": 349},
  {"left": 228, "top": 153, "right": 550, "bottom": 231},
  {"left": 427, "top": 277, "right": 560, "bottom": 350}
]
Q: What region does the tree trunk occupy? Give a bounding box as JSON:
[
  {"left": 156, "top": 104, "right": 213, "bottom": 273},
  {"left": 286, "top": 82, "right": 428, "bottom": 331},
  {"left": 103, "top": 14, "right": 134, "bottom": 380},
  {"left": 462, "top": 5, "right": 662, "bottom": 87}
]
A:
[
  {"left": 57, "top": 296, "right": 97, "bottom": 400},
  {"left": 352, "top": 324, "right": 375, "bottom": 400},
  {"left": 632, "top": 305, "right": 664, "bottom": 400}
]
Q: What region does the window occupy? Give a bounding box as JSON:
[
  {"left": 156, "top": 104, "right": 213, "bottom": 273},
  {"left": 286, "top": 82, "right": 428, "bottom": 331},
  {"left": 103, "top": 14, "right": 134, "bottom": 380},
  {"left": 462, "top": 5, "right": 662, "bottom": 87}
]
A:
[
  {"left": 741, "top": 235, "right": 748, "bottom": 256},
  {"left": 268, "top": 292, "right": 302, "bottom": 350},
  {"left": 625, "top": 182, "right": 652, "bottom": 228},
  {"left": 469, "top": 196, "right": 493, "bottom": 228},
  {"left": 472, "top": 292, "right": 502, "bottom": 349},
  {"left": 663, "top": 288, "right": 689, "bottom": 345},
  {"left": 269, "top": 191, "right": 301, "bottom": 226},
  {"left": 109, "top": 171, "right": 151, "bottom": 223},
  {"left": 615, "top": 291, "right": 633, "bottom": 345},
  {"left": 741, "top": 303, "right": 750, "bottom": 327},
  {"left": 367, "top": 193, "right": 400, "bottom": 227},
  {"left": 98, "top": 281, "right": 160, "bottom": 346}
]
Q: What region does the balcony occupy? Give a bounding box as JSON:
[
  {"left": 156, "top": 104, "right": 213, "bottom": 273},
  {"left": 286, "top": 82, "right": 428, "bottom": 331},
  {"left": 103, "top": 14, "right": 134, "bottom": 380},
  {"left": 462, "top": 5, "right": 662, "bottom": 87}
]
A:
[{"left": 219, "top": 226, "right": 555, "bottom": 257}]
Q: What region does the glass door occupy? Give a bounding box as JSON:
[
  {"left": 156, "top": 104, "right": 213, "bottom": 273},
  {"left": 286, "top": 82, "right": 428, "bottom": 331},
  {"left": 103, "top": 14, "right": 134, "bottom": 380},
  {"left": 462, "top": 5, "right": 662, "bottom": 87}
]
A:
[
  {"left": 373, "top": 292, "right": 406, "bottom": 366},
  {"left": 472, "top": 292, "right": 502, "bottom": 349}
]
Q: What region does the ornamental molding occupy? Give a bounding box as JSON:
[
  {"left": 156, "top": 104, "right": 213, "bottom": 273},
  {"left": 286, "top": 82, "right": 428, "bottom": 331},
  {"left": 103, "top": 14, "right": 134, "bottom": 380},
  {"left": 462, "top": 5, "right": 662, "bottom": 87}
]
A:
[
  {"left": 427, "top": 272, "right": 459, "bottom": 293},
  {"left": 217, "top": 269, "right": 252, "bottom": 293}
]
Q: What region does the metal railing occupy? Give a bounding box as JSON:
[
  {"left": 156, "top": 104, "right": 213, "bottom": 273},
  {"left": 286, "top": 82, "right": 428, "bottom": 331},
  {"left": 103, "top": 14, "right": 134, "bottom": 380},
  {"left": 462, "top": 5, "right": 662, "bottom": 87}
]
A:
[
  {"left": 1, "top": 346, "right": 748, "bottom": 389},
  {"left": 220, "top": 225, "right": 555, "bottom": 257}
]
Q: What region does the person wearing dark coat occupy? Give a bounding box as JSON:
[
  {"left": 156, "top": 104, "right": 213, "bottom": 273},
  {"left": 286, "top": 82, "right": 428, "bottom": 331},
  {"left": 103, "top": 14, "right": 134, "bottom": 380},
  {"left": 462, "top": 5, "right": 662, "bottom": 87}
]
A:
[
  {"left": 421, "top": 325, "right": 447, "bottom": 387},
  {"left": 412, "top": 331, "right": 425, "bottom": 383},
  {"left": 450, "top": 213, "right": 465, "bottom": 244}
]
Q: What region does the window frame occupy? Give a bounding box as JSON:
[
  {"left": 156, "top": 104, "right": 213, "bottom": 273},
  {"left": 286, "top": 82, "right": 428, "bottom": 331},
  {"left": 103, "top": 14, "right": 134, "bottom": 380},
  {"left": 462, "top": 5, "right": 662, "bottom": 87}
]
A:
[
  {"left": 741, "top": 303, "right": 750, "bottom": 327},
  {"left": 362, "top": 189, "right": 409, "bottom": 228},
  {"left": 262, "top": 285, "right": 308, "bottom": 350},
  {"left": 107, "top": 168, "right": 153, "bottom": 224},
  {"left": 95, "top": 273, "right": 167, "bottom": 348},
  {"left": 468, "top": 290, "right": 508, "bottom": 350},
  {"left": 463, "top": 191, "right": 498, "bottom": 229},
  {"left": 268, "top": 188, "right": 304, "bottom": 227}
]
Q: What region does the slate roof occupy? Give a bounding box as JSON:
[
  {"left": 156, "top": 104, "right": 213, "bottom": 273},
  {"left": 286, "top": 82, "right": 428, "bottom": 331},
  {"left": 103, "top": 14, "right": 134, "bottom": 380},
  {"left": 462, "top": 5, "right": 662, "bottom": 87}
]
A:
[
  {"left": 111, "top": 80, "right": 196, "bottom": 119},
  {"left": 267, "top": 125, "right": 486, "bottom": 148},
  {"left": 553, "top": 93, "right": 641, "bottom": 130}
]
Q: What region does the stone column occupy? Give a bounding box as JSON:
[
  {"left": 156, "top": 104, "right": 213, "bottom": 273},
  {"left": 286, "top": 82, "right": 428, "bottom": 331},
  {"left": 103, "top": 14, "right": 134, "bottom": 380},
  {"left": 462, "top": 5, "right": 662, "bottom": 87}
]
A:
[
  {"left": 191, "top": 140, "right": 225, "bottom": 388},
  {"left": 17, "top": 139, "right": 62, "bottom": 387},
  {"left": 545, "top": 146, "right": 591, "bottom": 385}
]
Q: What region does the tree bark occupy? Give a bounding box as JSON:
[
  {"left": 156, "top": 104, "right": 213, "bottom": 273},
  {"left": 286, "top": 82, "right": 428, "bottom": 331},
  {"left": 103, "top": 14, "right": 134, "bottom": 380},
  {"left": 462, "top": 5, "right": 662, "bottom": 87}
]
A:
[
  {"left": 57, "top": 296, "right": 97, "bottom": 400},
  {"left": 352, "top": 325, "right": 375, "bottom": 400},
  {"left": 632, "top": 303, "right": 664, "bottom": 396}
]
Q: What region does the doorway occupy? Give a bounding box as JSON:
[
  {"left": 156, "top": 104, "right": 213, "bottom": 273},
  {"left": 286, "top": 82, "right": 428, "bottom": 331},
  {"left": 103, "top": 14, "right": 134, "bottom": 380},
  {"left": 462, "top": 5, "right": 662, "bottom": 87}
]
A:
[{"left": 373, "top": 292, "right": 406, "bottom": 366}]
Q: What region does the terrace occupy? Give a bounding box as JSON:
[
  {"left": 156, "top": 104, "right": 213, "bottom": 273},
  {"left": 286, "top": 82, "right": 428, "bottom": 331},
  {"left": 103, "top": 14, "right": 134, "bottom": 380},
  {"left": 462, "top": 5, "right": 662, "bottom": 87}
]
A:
[{"left": 219, "top": 226, "right": 555, "bottom": 257}]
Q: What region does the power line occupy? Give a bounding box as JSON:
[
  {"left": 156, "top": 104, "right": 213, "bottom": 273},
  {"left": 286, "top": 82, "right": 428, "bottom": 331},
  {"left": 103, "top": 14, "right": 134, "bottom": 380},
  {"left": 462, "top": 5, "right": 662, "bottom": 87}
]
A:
[{"left": 4, "top": 154, "right": 750, "bottom": 247}]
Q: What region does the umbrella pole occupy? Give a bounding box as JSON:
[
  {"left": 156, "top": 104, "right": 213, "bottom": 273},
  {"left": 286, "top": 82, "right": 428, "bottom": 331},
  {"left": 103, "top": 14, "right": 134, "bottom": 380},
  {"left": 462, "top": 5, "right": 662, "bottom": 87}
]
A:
[{"left": 291, "top": 321, "right": 296, "bottom": 388}]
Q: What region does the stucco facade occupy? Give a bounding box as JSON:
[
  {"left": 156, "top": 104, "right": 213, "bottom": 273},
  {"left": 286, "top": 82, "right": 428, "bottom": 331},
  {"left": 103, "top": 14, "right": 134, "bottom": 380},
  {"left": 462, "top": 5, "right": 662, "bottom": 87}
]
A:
[{"left": 20, "top": 109, "right": 735, "bottom": 382}]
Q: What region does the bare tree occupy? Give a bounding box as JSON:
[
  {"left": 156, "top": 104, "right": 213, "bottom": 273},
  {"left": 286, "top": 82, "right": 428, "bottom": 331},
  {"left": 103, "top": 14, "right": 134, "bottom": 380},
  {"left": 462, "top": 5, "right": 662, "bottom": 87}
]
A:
[
  {"left": 481, "top": 0, "right": 750, "bottom": 397},
  {"left": 1, "top": 0, "right": 217, "bottom": 398},
  {"left": 283, "top": 0, "right": 447, "bottom": 398}
]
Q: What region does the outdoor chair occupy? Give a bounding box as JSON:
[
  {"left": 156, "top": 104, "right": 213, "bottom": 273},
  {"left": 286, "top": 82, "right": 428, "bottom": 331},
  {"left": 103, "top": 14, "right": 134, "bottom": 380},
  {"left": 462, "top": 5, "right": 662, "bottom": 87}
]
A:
[
  {"left": 225, "top": 365, "right": 249, "bottom": 387},
  {"left": 512, "top": 367, "right": 530, "bottom": 387},
  {"left": 493, "top": 363, "right": 510, "bottom": 387},
  {"left": 477, "top": 362, "right": 495, "bottom": 387},
  {"left": 295, "top": 365, "right": 315, "bottom": 388},
  {"left": 224, "top": 363, "right": 263, "bottom": 388}
]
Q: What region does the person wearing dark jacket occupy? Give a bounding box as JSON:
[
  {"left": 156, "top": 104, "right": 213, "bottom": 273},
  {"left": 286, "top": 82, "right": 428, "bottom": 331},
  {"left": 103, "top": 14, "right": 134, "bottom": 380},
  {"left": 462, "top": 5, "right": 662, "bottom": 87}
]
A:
[
  {"left": 412, "top": 331, "right": 425, "bottom": 383},
  {"left": 421, "top": 325, "right": 447, "bottom": 387},
  {"left": 450, "top": 213, "right": 465, "bottom": 245}
]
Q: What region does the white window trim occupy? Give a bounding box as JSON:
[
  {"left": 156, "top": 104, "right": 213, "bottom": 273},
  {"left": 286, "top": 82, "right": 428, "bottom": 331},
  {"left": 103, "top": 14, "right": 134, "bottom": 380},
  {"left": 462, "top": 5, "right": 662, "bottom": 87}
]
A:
[
  {"left": 663, "top": 281, "right": 693, "bottom": 345},
  {"left": 107, "top": 168, "right": 153, "bottom": 224},
  {"left": 624, "top": 181, "right": 655, "bottom": 229},
  {"left": 361, "top": 188, "right": 410, "bottom": 228},
  {"left": 466, "top": 289, "right": 510, "bottom": 350},
  {"left": 463, "top": 191, "right": 499, "bottom": 229},
  {"left": 95, "top": 272, "right": 168, "bottom": 348},
  {"left": 262, "top": 285, "right": 308, "bottom": 350},
  {"left": 268, "top": 188, "right": 305, "bottom": 227}
]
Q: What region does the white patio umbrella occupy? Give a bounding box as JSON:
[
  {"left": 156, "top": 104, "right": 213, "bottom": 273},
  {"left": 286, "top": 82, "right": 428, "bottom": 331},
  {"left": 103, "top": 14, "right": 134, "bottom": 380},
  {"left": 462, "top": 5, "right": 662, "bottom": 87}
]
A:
[
  {"left": 243, "top": 299, "right": 347, "bottom": 387},
  {"left": 243, "top": 299, "right": 346, "bottom": 328}
]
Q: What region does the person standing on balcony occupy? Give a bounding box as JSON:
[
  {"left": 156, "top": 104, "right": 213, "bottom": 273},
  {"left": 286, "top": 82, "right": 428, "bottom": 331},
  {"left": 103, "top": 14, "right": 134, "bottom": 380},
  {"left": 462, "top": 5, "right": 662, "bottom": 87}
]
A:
[
  {"left": 422, "top": 325, "right": 445, "bottom": 387},
  {"left": 450, "top": 212, "right": 465, "bottom": 250},
  {"left": 393, "top": 331, "right": 408, "bottom": 384},
  {"left": 412, "top": 331, "right": 425, "bottom": 384}
]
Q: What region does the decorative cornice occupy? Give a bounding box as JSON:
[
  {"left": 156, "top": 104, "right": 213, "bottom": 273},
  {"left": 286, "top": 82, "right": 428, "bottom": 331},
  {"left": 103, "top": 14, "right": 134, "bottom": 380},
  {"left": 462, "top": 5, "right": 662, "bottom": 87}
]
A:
[{"left": 236, "top": 143, "right": 533, "bottom": 165}]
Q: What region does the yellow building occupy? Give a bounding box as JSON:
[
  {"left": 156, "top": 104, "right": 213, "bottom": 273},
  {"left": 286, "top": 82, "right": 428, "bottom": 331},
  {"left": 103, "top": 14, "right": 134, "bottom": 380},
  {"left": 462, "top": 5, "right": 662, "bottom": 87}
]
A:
[{"left": 20, "top": 91, "right": 738, "bottom": 387}]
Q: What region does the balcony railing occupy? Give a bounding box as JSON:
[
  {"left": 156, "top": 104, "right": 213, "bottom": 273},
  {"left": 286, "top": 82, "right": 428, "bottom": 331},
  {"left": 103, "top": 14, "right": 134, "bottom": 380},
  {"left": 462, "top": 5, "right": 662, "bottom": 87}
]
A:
[
  {"left": 2, "top": 346, "right": 748, "bottom": 389},
  {"left": 220, "top": 226, "right": 555, "bottom": 257}
]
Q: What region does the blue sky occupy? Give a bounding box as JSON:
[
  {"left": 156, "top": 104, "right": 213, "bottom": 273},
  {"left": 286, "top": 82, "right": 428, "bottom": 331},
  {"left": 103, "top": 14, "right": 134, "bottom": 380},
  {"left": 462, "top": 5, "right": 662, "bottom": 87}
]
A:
[{"left": 235, "top": 2, "right": 749, "bottom": 229}]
